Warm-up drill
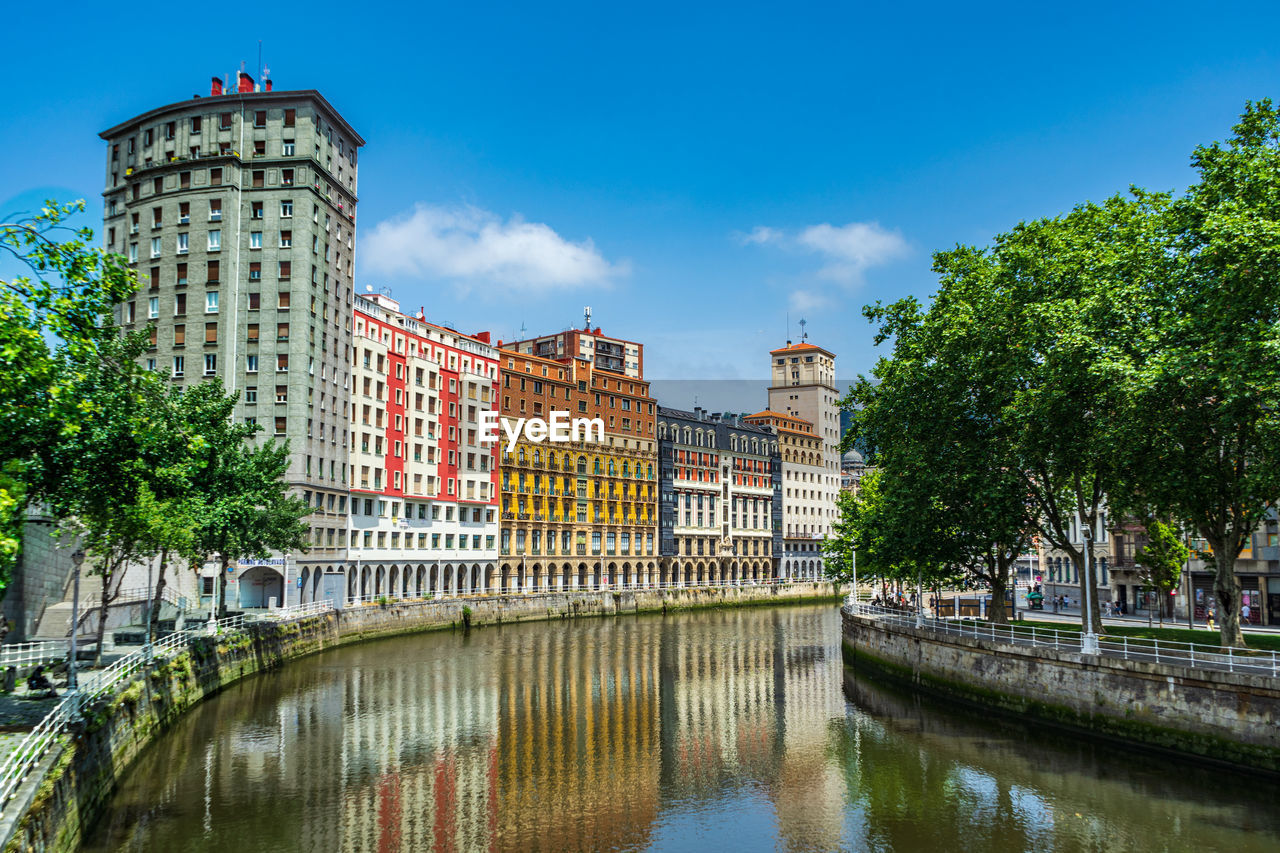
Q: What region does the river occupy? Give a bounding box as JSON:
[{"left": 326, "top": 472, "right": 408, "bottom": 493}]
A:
[{"left": 82, "top": 604, "right": 1280, "bottom": 852}]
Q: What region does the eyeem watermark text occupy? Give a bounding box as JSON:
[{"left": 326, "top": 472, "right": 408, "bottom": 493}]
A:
[{"left": 479, "top": 410, "right": 605, "bottom": 452}]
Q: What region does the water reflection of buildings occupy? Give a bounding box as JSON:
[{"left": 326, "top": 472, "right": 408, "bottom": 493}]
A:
[
  {"left": 659, "top": 608, "right": 847, "bottom": 851},
  {"left": 143, "top": 607, "right": 847, "bottom": 852}
]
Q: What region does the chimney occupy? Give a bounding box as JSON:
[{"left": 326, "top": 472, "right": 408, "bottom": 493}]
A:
[
  {"left": 264, "top": 78, "right": 273, "bottom": 92},
  {"left": 211, "top": 76, "right": 223, "bottom": 97},
  {"left": 238, "top": 71, "right": 254, "bottom": 93},
  {"left": 474, "top": 331, "right": 491, "bottom": 344}
]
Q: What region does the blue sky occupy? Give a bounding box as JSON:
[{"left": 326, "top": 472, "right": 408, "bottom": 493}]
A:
[{"left": 4, "top": 0, "right": 1279, "bottom": 381}]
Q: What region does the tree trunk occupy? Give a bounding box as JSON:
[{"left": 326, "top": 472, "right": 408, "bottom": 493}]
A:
[
  {"left": 150, "top": 548, "right": 168, "bottom": 635},
  {"left": 1213, "top": 551, "right": 1245, "bottom": 649},
  {"left": 93, "top": 560, "right": 119, "bottom": 666},
  {"left": 988, "top": 555, "right": 1009, "bottom": 625}
]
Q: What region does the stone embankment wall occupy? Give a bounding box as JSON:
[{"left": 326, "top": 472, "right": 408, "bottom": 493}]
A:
[
  {"left": 842, "top": 609, "right": 1280, "bottom": 773},
  {"left": 3, "top": 582, "right": 837, "bottom": 852}
]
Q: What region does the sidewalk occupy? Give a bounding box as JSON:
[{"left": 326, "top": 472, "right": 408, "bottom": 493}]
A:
[{"left": 1023, "top": 606, "right": 1280, "bottom": 635}]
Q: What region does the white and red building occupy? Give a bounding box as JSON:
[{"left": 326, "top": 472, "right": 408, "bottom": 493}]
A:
[{"left": 347, "top": 290, "right": 501, "bottom": 599}]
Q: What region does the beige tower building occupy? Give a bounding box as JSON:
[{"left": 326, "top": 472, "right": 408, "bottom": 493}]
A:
[{"left": 766, "top": 342, "right": 839, "bottom": 580}]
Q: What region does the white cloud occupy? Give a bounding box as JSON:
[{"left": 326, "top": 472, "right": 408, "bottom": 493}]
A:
[
  {"left": 741, "top": 220, "right": 910, "bottom": 284},
  {"left": 788, "top": 289, "right": 828, "bottom": 312},
  {"left": 361, "top": 203, "right": 626, "bottom": 294},
  {"left": 739, "top": 225, "right": 781, "bottom": 245}
]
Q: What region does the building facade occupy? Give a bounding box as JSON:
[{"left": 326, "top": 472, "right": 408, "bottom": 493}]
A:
[
  {"left": 496, "top": 346, "right": 658, "bottom": 590},
  {"left": 657, "top": 408, "right": 782, "bottom": 585},
  {"left": 100, "top": 71, "right": 363, "bottom": 606},
  {"left": 507, "top": 322, "right": 644, "bottom": 379},
  {"left": 347, "top": 291, "right": 500, "bottom": 601},
  {"left": 744, "top": 410, "right": 825, "bottom": 580},
  {"left": 766, "top": 342, "right": 840, "bottom": 580}
]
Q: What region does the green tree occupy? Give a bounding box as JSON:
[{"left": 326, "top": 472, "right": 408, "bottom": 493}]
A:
[
  {"left": 185, "top": 395, "right": 311, "bottom": 617},
  {"left": 1133, "top": 518, "right": 1189, "bottom": 626},
  {"left": 1125, "top": 100, "right": 1280, "bottom": 649},
  {"left": 0, "top": 200, "right": 137, "bottom": 595}
]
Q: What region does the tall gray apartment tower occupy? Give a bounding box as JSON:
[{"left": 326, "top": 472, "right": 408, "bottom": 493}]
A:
[{"left": 99, "top": 71, "right": 363, "bottom": 605}]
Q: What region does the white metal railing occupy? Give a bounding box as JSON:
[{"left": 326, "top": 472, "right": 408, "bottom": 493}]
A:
[
  {"left": 82, "top": 585, "right": 188, "bottom": 610},
  {"left": 847, "top": 603, "right": 1280, "bottom": 677},
  {"left": 260, "top": 599, "right": 334, "bottom": 620},
  {"left": 0, "top": 642, "right": 65, "bottom": 670}
]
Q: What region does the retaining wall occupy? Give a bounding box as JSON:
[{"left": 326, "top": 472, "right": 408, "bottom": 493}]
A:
[
  {"left": 3, "top": 582, "right": 837, "bottom": 852},
  {"left": 842, "top": 609, "right": 1280, "bottom": 774}
]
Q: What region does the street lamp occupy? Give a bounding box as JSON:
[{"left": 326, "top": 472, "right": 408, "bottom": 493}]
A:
[
  {"left": 1081, "top": 527, "right": 1099, "bottom": 655},
  {"left": 67, "top": 548, "right": 85, "bottom": 692}
]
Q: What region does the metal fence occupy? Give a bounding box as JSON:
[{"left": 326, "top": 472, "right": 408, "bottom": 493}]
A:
[
  {"left": 846, "top": 603, "right": 1280, "bottom": 678},
  {"left": 0, "top": 642, "right": 65, "bottom": 671}
]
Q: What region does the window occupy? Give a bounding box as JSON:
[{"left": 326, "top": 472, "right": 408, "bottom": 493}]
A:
[
  {"left": 246, "top": 354, "right": 259, "bottom": 373},
  {"left": 284, "top": 108, "right": 296, "bottom": 127},
  {"left": 219, "top": 112, "right": 232, "bottom": 130},
  {"left": 247, "top": 323, "right": 259, "bottom": 342},
  {"left": 277, "top": 322, "right": 289, "bottom": 341},
  {"left": 277, "top": 354, "right": 289, "bottom": 372},
  {"left": 254, "top": 110, "right": 266, "bottom": 128},
  {"left": 152, "top": 206, "right": 162, "bottom": 228},
  {"left": 276, "top": 385, "right": 288, "bottom": 403},
  {"left": 249, "top": 261, "right": 261, "bottom": 281},
  {"left": 174, "top": 293, "right": 186, "bottom": 315},
  {"left": 250, "top": 232, "right": 262, "bottom": 249},
  {"left": 252, "top": 170, "right": 264, "bottom": 188},
  {"left": 208, "top": 199, "right": 221, "bottom": 221},
  {"left": 206, "top": 259, "right": 220, "bottom": 283},
  {"left": 205, "top": 322, "right": 217, "bottom": 343},
  {"left": 147, "top": 297, "right": 158, "bottom": 319},
  {"left": 278, "top": 260, "right": 291, "bottom": 279},
  {"left": 128, "top": 243, "right": 138, "bottom": 263},
  {"left": 150, "top": 237, "right": 161, "bottom": 258},
  {"left": 190, "top": 116, "right": 201, "bottom": 134},
  {"left": 203, "top": 354, "right": 217, "bottom": 376},
  {"left": 210, "top": 167, "right": 222, "bottom": 186},
  {"left": 253, "top": 140, "right": 265, "bottom": 157},
  {"left": 176, "top": 232, "right": 188, "bottom": 254},
  {"left": 282, "top": 141, "right": 295, "bottom": 156},
  {"left": 274, "top": 416, "right": 287, "bottom": 435},
  {"left": 280, "top": 200, "right": 293, "bottom": 218},
  {"left": 205, "top": 291, "right": 219, "bottom": 313},
  {"left": 164, "top": 121, "right": 175, "bottom": 140},
  {"left": 244, "top": 386, "right": 257, "bottom": 403},
  {"left": 279, "top": 230, "right": 292, "bottom": 248},
  {"left": 281, "top": 168, "right": 293, "bottom": 186},
  {"left": 172, "top": 355, "right": 184, "bottom": 377},
  {"left": 144, "top": 128, "right": 153, "bottom": 146},
  {"left": 173, "top": 324, "right": 185, "bottom": 345},
  {"left": 278, "top": 291, "right": 290, "bottom": 308},
  {"left": 178, "top": 201, "right": 190, "bottom": 224},
  {"left": 248, "top": 292, "right": 261, "bottom": 310},
  {"left": 149, "top": 267, "right": 160, "bottom": 290},
  {"left": 207, "top": 230, "right": 221, "bottom": 251}
]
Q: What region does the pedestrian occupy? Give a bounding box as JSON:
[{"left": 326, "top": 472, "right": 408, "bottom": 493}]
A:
[
  {"left": 1242, "top": 602, "right": 1251, "bottom": 624},
  {"left": 1206, "top": 609, "right": 1216, "bottom": 631}
]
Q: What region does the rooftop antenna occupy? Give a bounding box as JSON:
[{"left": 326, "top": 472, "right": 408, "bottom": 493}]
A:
[
  {"left": 257, "top": 40, "right": 263, "bottom": 88},
  {"left": 583, "top": 306, "right": 592, "bottom": 330},
  {"left": 799, "top": 318, "right": 808, "bottom": 343}
]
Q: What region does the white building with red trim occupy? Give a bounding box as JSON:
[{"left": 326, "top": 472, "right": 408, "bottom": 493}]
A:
[{"left": 347, "top": 290, "right": 500, "bottom": 599}]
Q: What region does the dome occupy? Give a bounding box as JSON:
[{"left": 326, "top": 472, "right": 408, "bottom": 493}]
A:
[{"left": 842, "top": 449, "right": 864, "bottom": 466}]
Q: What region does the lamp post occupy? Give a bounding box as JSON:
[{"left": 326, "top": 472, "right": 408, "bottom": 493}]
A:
[
  {"left": 67, "top": 549, "right": 85, "bottom": 693},
  {"left": 1081, "top": 526, "right": 1099, "bottom": 655},
  {"left": 207, "top": 558, "right": 221, "bottom": 635}
]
